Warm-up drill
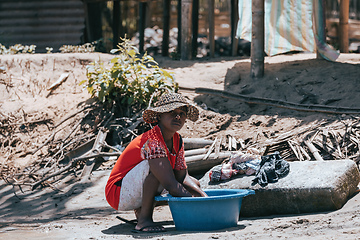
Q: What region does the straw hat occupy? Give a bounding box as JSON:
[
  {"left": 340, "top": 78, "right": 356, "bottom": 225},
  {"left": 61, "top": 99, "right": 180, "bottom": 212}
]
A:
[{"left": 142, "top": 93, "right": 199, "bottom": 124}]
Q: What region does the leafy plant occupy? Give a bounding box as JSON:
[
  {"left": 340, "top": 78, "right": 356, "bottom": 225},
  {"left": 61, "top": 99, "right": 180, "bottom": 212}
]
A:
[{"left": 80, "top": 37, "right": 178, "bottom": 117}]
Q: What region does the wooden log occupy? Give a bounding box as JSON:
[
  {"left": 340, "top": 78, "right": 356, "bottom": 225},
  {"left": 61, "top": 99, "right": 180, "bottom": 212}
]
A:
[
  {"left": 183, "top": 138, "right": 213, "bottom": 150},
  {"left": 186, "top": 151, "right": 232, "bottom": 163},
  {"left": 251, "top": 0, "right": 264, "bottom": 78},
  {"left": 185, "top": 148, "right": 208, "bottom": 156},
  {"left": 186, "top": 152, "right": 232, "bottom": 174}
]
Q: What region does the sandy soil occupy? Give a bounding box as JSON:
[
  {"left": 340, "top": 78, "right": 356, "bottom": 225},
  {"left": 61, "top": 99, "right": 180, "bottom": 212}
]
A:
[{"left": 1, "top": 52, "right": 360, "bottom": 239}]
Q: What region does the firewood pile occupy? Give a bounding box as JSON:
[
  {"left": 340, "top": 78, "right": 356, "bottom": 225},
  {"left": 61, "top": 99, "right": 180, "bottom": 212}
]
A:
[
  {"left": 262, "top": 118, "right": 360, "bottom": 163},
  {"left": 1, "top": 103, "right": 360, "bottom": 193}
]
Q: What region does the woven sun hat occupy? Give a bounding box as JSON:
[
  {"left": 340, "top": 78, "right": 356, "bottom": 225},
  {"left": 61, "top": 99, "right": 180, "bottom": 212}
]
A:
[{"left": 143, "top": 92, "right": 199, "bottom": 124}]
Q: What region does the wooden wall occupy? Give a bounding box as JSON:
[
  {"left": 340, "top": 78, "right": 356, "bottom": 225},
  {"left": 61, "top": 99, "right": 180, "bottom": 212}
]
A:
[{"left": 0, "top": 0, "right": 85, "bottom": 52}]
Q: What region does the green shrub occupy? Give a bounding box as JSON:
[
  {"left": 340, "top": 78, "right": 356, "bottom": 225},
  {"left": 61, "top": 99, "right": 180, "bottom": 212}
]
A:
[{"left": 80, "top": 37, "right": 178, "bottom": 117}]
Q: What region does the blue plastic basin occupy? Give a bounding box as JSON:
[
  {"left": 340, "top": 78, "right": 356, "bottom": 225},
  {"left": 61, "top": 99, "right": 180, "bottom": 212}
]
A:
[{"left": 155, "top": 189, "right": 255, "bottom": 231}]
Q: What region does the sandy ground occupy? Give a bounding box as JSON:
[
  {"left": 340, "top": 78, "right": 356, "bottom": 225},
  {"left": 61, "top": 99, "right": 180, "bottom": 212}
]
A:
[{"left": 1, "top": 52, "right": 360, "bottom": 239}]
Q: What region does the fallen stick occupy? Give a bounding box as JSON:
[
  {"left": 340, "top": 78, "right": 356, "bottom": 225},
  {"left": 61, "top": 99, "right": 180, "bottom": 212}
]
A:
[
  {"left": 1, "top": 118, "right": 51, "bottom": 127},
  {"left": 31, "top": 151, "right": 122, "bottom": 190},
  {"left": 203, "top": 137, "right": 217, "bottom": 160},
  {"left": 195, "top": 87, "right": 360, "bottom": 114},
  {"left": 304, "top": 140, "right": 324, "bottom": 161},
  {"left": 47, "top": 72, "right": 70, "bottom": 91}
]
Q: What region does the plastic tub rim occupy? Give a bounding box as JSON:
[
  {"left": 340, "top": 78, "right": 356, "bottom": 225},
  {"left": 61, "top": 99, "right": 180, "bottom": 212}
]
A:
[{"left": 155, "top": 188, "right": 255, "bottom": 202}]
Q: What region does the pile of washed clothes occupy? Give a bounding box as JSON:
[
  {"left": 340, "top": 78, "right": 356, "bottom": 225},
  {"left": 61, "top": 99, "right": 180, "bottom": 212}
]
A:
[{"left": 209, "top": 149, "right": 290, "bottom": 187}]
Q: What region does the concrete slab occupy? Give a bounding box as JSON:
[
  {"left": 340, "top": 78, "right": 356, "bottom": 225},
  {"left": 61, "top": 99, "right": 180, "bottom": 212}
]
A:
[{"left": 199, "top": 159, "right": 360, "bottom": 217}]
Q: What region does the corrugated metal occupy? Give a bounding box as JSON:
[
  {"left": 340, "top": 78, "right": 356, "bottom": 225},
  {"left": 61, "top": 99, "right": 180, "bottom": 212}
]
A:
[{"left": 0, "top": 0, "right": 85, "bottom": 53}]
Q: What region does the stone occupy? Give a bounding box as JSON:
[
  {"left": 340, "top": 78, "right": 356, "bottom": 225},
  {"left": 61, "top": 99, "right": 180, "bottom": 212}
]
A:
[{"left": 199, "top": 159, "right": 360, "bottom": 217}]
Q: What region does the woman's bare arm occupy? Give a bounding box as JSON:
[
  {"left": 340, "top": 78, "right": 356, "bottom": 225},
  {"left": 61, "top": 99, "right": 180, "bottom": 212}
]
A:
[
  {"left": 148, "top": 157, "right": 192, "bottom": 197},
  {"left": 174, "top": 169, "right": 208, "bottom": 197}
]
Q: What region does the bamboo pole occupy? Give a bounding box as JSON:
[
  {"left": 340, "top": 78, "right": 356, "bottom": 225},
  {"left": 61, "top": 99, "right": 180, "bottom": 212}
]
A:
[
  {"left": 181, "top": 0, "right": 193, "bottom": 59},
  {"left": 251, "top": 0, "right": 264, "bottom": 78},
  {"left": 339, "top": 0, "right": 350, "bottom": 53}
]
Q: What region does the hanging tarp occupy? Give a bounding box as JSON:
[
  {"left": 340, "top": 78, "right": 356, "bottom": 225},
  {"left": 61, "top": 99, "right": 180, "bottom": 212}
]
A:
[{"left": 237, "top": 0, "right": 339, "bottom": 61}]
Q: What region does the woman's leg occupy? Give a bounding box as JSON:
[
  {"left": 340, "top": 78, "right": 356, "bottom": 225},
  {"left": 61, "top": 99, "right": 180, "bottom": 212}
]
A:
[{"left": 134, "top": 172, "right": 165, "bottom": 231}]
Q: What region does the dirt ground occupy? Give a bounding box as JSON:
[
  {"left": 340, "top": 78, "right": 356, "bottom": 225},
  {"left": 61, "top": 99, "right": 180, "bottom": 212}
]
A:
[{"left": 1, "top": 52, "right": 360, "bottom": 239}]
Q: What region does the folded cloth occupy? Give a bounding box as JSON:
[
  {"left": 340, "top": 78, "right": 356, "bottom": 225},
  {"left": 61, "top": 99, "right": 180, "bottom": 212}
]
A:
[{"left": 252, "top": 152, "right": 290, "bottom": 187}]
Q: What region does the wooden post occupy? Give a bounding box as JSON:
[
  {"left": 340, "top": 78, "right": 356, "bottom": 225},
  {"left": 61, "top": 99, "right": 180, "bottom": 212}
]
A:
[
  {"left": 162, "top": 0, "right": 170, "bottom": 56},
  {"left": 112, "top": 1, "right": 121, "bottom": 49},
  {"left": 208, "top": 0, "right": 215, "bottom": 57},
  {"left": 139, "top": 1, "right": 147, "bottom": 53},
  {"left": 84, "top": 2, "right": 103, "bottom": 43},
  {"left": 177, "top": 0, "right": 182, "bottom": 53},
  {"left": 181, "top": 0, "right": 193, "bottom": 59},
  {"left": 231, "top": 0, "right": 239, "bottom": 56},
  {"left": 192, "top": 0, "right": 199, "bottom": 58},
  {"left": 339, "top": 0, "right": 349, "bottom": 53},
  {"left": 251, "top": 0, "right": 264, "bottom": 78}
]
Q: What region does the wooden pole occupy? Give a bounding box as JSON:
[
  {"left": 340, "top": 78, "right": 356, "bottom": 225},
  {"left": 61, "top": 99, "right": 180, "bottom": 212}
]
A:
[
  {"left": 251, "top": 0, "right": 264, "bottom": 78},
  {"left": 177, "top": 0, "right": 182, "bottom": 53},
  {"left": 339, "top": 0, "right": 350, "bottom": 53},
  {"left": 181, "top": 0, "right": 193, "bottom": 59},
  {"left": 162, "top": 0, "right": 170, "bottom": 56},
  {"left": 208, "top": 0, "right": 215, "bottom": 57},
  {"left": 192, "top": 0, "right": 199, "bottom": 58},
  {"left": 139, "top": 2, "right": 147, "bottom": 53},
  {"left": 231, "top": 0, "right": 239, "bottom": 56},
  {"left": 112, "top": 1, "right": 121, "bottom": 49}
]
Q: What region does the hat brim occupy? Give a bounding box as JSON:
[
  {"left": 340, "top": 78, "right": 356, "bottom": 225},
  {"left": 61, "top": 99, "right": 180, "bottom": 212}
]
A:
[{"left": 143, "top": 102, "right": 199, "bottom": 123}]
